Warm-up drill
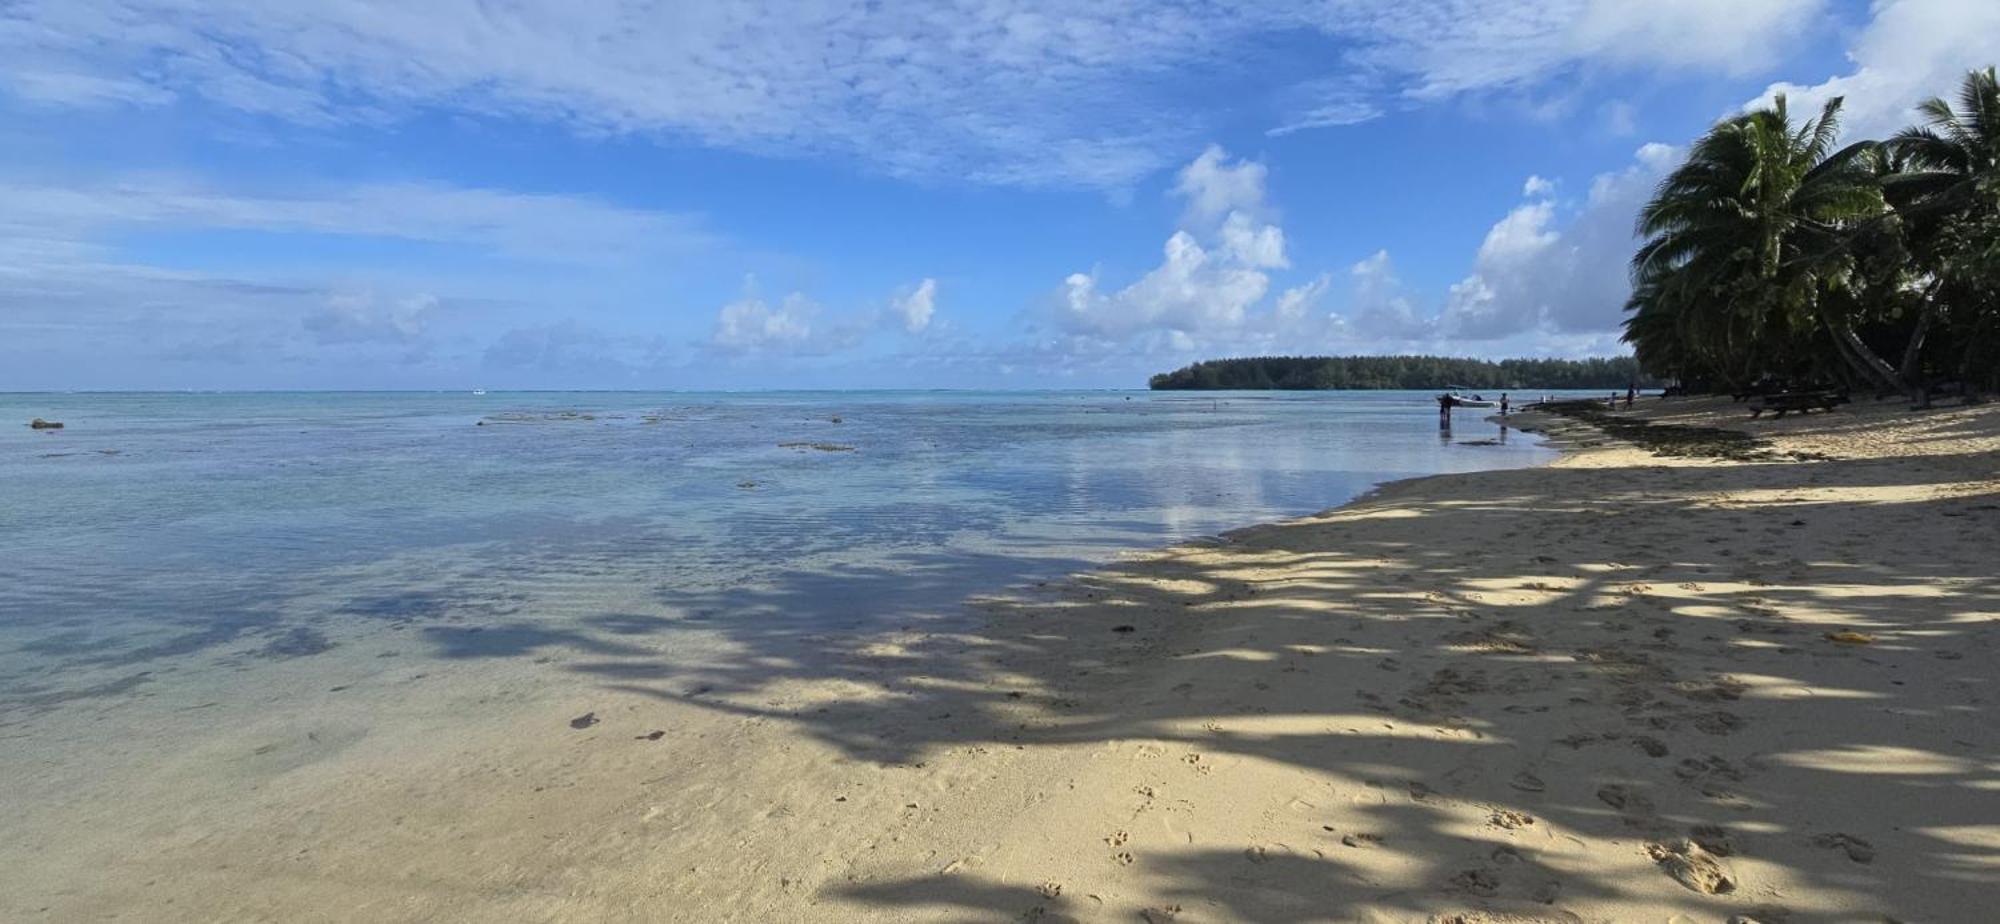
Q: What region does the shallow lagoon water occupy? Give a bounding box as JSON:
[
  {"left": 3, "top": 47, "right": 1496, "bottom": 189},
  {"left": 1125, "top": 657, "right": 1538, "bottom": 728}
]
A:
[
  {"left": 1, "top": 390, "right": 1560, "bottom": 707},
  {"left": 0, "top": 389, "right": 1580, "bottom": 913}
]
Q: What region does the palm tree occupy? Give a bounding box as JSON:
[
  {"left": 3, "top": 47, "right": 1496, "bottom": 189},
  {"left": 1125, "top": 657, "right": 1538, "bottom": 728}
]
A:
[
  {"left": 1888, "top": 67, "right": 2000, "bottom": 391},
  {"left": 1890, "top": 67, "right": 2000, "bottom": 209},
  {"left": 1629, "top": 95, "right": 1893, "bottom": 390}
]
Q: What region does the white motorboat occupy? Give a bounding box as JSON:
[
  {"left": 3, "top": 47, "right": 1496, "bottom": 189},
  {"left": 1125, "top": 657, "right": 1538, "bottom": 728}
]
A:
[{"left": 1440, "top": 387, "right": 1496, "bottom": 408}]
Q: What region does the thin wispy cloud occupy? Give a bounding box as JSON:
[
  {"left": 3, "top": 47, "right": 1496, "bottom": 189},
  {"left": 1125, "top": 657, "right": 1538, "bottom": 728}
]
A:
[
  {"left": 2, "top": 0, "right": 1984, "bottom": 389},
  {"left": 3, "top": 0, "right": 1830, "bottom": 189}
]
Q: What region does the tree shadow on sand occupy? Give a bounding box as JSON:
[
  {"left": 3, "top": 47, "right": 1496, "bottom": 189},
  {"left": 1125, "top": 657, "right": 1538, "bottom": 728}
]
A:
[{"left": 442, "top": 445, "right": 1998, "bottom": 920}]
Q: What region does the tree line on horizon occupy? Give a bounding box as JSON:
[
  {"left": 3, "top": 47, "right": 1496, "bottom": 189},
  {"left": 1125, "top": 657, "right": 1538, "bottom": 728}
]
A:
[
  {"left": 1623, "top": 67, "right": 2000, "bottom": 397},
  {"left": 1147, "top": 355, "right": 1655, "bottom": 390}
]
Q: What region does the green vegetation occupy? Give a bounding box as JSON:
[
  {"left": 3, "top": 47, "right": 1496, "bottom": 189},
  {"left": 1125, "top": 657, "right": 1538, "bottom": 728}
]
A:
[
  {"left": 1624, "top": 67, "right": 2000, "bottom": 397},
  {"left": 1147, "top": 355, "right": 1654, "bottom": 390}
]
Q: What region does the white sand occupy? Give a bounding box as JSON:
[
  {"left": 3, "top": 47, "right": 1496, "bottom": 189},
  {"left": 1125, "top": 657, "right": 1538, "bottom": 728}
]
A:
[{"left": 5, "top": 397, "right": 1995, "bottom": 922}]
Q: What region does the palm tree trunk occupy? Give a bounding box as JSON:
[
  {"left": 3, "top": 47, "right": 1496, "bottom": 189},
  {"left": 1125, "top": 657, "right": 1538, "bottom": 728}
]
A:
[
  {"left": 1899, "top": 299, "right": 1936, "bottom": 406},
  {"left": 1828, "top": 320, "right": 1904, "bottom": 393}
]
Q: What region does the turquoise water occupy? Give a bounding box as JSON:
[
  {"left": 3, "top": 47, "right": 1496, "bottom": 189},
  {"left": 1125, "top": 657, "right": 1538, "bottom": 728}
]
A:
[{"left": 0, "top": 390, "right": 1557, "bottom": 708}]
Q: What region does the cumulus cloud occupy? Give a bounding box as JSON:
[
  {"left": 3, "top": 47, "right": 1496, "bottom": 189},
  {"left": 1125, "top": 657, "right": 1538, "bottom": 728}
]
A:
[
  {"left": 0, "top": 0, "right": 1829, "bottom": 189},
  {"left": 890, "top": 278, "right": 937, "bottom": 333},
  {"left": 1047, "top": 139, "right": 1674, "bottom": 366},
  {"left": 1060, "top": 147, "right": 1288, "bottom": 338},
  {"left": 712, "top": 291, "right": 823, "bottom": 353},
  {"left": 1747, "top": 0, "right": 2000, "bottom": 140},
  {"left": 709, "top": 277, "right": 940, "bottom": 355},
  {"left": 1173, "top": 146, "right": 1273, "bottom": 227},
  {"left": 1440, "top": 143, "right": 1678, "bottom": 338},
  {"left": 1060, "top": 234, "right": 1275, "bottom": 337}
]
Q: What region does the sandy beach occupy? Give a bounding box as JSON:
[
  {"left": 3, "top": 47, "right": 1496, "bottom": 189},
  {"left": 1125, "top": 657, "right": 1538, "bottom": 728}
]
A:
[{"left": 7, "top": 396, "right": 1997, "bottom": 922}]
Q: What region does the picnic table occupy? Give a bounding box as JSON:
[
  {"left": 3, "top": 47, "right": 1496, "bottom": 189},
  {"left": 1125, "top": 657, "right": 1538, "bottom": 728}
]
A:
[{"left": 1749, "top": 391, "right": 1849, "bottom": 418}]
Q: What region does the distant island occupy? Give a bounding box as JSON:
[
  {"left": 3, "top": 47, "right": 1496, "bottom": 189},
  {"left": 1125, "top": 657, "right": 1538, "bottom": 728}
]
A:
[{"left": 1148, "top": 355, "right": 1656, "bottom": 390}]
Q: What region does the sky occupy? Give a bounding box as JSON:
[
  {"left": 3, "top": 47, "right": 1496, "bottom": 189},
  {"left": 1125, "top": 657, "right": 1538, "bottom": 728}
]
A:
[{"left": 2, "top": 0, "right": 1996, "bottom": 390}]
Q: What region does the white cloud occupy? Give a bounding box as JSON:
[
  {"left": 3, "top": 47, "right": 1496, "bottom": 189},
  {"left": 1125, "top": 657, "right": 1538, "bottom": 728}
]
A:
[
  {"left": 1060, "top": 147, "right": 1288, "bottom": 338},
  {"left": 1333, "top": 0, "right": 1827, "bottom": 99},
  {"left": 0, "top": 1, "right": 1831, "bottom": 189},
  {"left": 1747, "top": 0, "right": 2000, "bottom": 140},
  {"left": 709, "top": 277, "right": 941, "bottom": 355},
  {"left": 1218, "top": 213, "right": 1289, "bottom": 270},
  {"left": 1274, "top": 273, "right": 1332, "bottom": 324},
  {"left": 1267, "top": 76, "right": 1385, "bottom": 136},
  {"left": 1174, "top": 145, "right": 1272, "bottom": 227},
  {"left": 0, "top": 175, "right": 711, "bottom": 267},
  {"left": 713, "top": 290, "right": 822, "bottom": 353},
  {"left": 1441, "top": 143, "right": 1678, "bottom": 338},
  {"left": 1047, "top": 139, "right": 1678, "bottom": 367},
  {"left": 1342, "top": 250, "right": 1431, "bottom": 339},
  {"left": 890, "top": 278, "right": 937, "bottom": 333},
  {"left": 0, "top": 173, "right": 714, "bottom": 386},
  {"left": 1634, "top": 141, "right": 1681, "bottom": 172},
  {"left": 1061, "top": 234, "right": 1273, "bottom": 338}
]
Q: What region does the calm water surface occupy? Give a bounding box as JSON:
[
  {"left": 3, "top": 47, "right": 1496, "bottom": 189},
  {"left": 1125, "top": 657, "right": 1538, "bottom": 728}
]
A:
[{"left": 0, "top": 390, "right": 1556, "bottom": 710}]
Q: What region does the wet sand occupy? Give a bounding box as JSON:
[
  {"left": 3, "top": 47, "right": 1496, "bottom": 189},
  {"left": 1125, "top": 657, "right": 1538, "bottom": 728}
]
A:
[{"left": 4, "top": 396, "right": 1996, "bottom": 922}]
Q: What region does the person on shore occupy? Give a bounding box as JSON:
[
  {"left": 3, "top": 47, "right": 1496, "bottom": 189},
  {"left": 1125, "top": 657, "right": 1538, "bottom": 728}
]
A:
[
  {"left": 1625, "top": 384, "right": 1637, "bottom": 408},
  {"left": 1500, "top": 393, "right": 1510, "bottom": 416}
]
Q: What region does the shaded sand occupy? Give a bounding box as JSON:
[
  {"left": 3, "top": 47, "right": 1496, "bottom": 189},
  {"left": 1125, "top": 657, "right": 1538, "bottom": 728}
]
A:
[{"left": 4, "top": 397, "right": 1997, "bottom": 922}]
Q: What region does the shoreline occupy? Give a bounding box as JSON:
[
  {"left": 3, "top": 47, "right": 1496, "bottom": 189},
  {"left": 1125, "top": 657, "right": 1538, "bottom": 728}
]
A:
[{"left": 6, "top": 396, "right": 1996, "bottom": 922}]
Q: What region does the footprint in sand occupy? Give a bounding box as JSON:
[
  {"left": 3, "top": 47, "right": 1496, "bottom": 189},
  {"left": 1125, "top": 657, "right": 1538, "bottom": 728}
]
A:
[
  {"left": 1490, "top": 810, "right": 1536, "bottom": 830},
  {"left": 1433, "top": 914, "right": 1582, "bottom": 924},
  {"left": 1646, "top": 839, "right": 1737, "bottom": 894},
  {"left": 1690, "top": 711, "right": 1746, "bottom": 735},
  {"left": 1341, "top": 832, "right": 1383, "bottom": 848},
  {"left": 1675, "top": 755, "right": 1745, "bottom": 782},
  {"left": 1596, "top": 784, "right": 1658, "bottom": 827},
  {"left": 1112, "top": 850, "right": 1135, "bottom": 866},
  {"left": 1449, "top": 867, "right": 1501, "bottom": 896},
  {"left": 1631, "top": 736, "right": 1670, "bottom": 757},
  {"left": 1689, "top": 824, "right": 1737, "bottom": 856},
  {"left": 1105, "top": 830, "right": 1129, "bottom": 847},
  {"left": 1509, "top": 771, "right": 1547, "bottom": 793},
  {"left": 1810, "top": 832, "right": 1876, "bottom": 863}
]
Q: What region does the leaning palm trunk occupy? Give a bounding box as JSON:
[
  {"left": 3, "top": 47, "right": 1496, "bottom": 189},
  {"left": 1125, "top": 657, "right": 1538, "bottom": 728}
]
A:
[
  {"left": 1899, "top": 300, "right": 1936, "bottom": 404},
  {"left": 1828, "top": 320, "right": 1906, "bottom": 393}
]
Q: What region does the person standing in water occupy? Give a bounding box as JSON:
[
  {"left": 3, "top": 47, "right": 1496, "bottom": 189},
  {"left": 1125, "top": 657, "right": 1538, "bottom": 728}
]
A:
[{"left": 1500, "top": 393, "right": 1510, "bottom": 416}]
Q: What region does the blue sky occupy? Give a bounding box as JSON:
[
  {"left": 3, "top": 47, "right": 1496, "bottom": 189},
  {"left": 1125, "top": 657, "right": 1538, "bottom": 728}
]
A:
[{"left": 2, "top": 0, "right": 1994, "bottom": 389}]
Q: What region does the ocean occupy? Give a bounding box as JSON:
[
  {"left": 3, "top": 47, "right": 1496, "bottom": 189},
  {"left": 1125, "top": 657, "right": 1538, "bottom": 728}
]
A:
[
  {"left": 1, "top": 390, "right": 1562, "bottom": 707},
  {"left": 0, "top": 388, "right": 1580, "bottom": 912}
]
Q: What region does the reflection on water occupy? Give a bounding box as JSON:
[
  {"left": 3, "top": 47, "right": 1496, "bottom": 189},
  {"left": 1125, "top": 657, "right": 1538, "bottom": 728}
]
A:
[{"left": 0, "top": 390, "right": 1568, "bottom": 705}]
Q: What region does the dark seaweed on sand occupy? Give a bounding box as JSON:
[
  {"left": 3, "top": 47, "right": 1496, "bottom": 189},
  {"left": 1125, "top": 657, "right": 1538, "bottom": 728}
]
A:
[{"left": 1540, "top": 401, "right": 1826, "bottom": 462}]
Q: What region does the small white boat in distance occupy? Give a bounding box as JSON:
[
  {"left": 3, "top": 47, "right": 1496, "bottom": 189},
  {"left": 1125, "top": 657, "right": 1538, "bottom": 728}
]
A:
[
  {"left": 1439, "top": 385, "right": 1496, "bottom": 408},
  {"left": 472, "top": 388, "right": 487, "bottom": 396}
]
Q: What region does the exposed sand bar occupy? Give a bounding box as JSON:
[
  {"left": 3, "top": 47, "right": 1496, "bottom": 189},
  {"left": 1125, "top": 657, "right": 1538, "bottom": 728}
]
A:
[{"left": 5, "top": 397, "right": 1996, "bottom": 922}]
